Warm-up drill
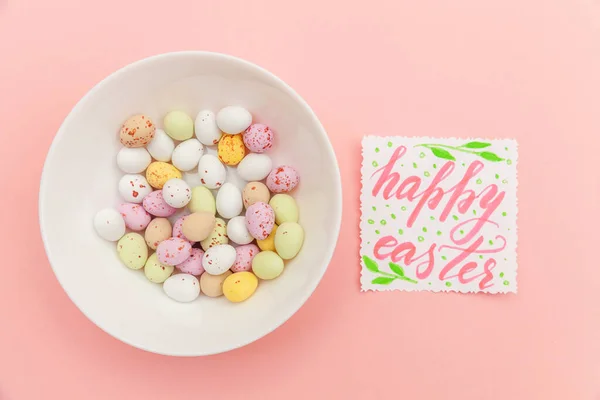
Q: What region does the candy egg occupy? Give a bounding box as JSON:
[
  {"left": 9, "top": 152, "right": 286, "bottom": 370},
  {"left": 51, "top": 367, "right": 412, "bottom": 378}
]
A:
[
  {"left": 93, "top": 208, "right": 126, "bottom": 241},
  {"left": 242, "top": 182, "right": 270, "bottom": 209},
  {"left": 144, "top": 217, "right": 172, "bottom": 249},
  {"left": 162, "top": 178, "right": 192, "bottom": 208},
  {"left": 223, "top": 272, "right": 258, "bottom": 303},
  {"left": 226, "top": 216, "right": 253, "bottom": 245},
  {"left": 181, "top": 212, "right": 216, "bottom": 242},
  {"left": 231, "top": 244, "right": 260, "bottom": 272},
  {"left": 216, "top": 106, "right": 252, "bottom": 134},
  {"left": 116, "top": 147, "right": 151, "bottom": 174},
  {"left": 117, "top": 233, "right": 148, "bottom": 270},
  {"left": 200, "top": 270, "right": 231, "bottom": 297},
  {"left": 144, "top": 253, "right": 174, "bottom": 283},
  {"left": 164, "top": 110, "right": 194, "bottom": 141},
  {"left": 252, "top": 251, "right": 284, "bottom": 280},
  {"left": 274, "top": 222, "right": 304, "bottom": 260},
  {"left": 243, "top": 124, "right": 274, "bottom": 153},
  {"left": 157, "top": 237, "right": 192, "bottom": 266},
  {"left": 182, "top": 170, "right": 203, "bottom": 188},
  {"left": 172, "top": 139, "right": 204, "bottom": 172},
  {"left": 200, "top": 218, "right": 228, "bottom": 251},
  {"left": 119, "top": 114, "right": 155, "bottom": 148},
  {"left": 195, "top": 110, "right": 222, "bottom": 145},
  {"left": 197, "top": 154, "right": 226, "bottom": 189},
  {"left": 202, "top": 244, "right": 236, "bottom": 275},
  {"left": 117, "top": 203, "right": 151, "bottom": 231},
  {"left": 118, "top": 174, "right": 152, "bottom": 203},
  {"left": 216, "top": 183, "right": 243, "bottom": 219},
  {"left": 176, "top": 248, "right": 205, "bottom": 276},
  {"left": 142, "top": 190, "right": 177, "bottom": 217},
  {"left": 217, "top": 134, "right": 246, "bottom": 166},
  {"left": 245, "top": 202, "right": 275, "bottom": 240},
  {"left": 269, "top": 194, "right": 299, "bottom": 225},
  {"left": 146, "top": 162, "right": 182, "bottom": 189},
  {"left": 146, "top": 128, "right": 175, "bottom": 162},
  {"left": 237, "top": 153, "right": 272, "bottom": 181},
  {"left": 163, "top": 274, "right": 200, "bottom": 302},
  {"left": 257, "top": 224, "right": 277, "bottom": 251},
  {"left": 172, "top": 215, "right": 195, "bottom": 244},
  {"left": 266, "top": 165, "right": 300, "bottom": 193},
  {"left": 188, "top": 186, "right": 216, "bottom": 215}
]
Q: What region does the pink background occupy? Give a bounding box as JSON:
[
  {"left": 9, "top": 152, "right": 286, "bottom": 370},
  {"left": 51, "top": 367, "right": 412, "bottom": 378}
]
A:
[{"left": 1, "top": 0, "right": 599, "bottom": 398}]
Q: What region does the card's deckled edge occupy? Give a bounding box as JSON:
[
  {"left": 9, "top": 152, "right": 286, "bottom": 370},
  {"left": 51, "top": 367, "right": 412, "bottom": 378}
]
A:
[{"left": 359, "top": 135, "right": 519, "bottom": 294}]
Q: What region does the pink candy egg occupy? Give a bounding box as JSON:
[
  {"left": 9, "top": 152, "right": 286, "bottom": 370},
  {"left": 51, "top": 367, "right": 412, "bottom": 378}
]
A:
[
  {"left": 172, "top": 215, "right": 196, "bottom": 245},
  {"left": 245, "top": 202, "right": 275, "bottom": 240},
  {"left": 117, "top": 203, "right": 151, "bottom": 231},
  {"left": 176, "top": 248, "right": 205, "bottom": 275},
  {"left": 142, "top": 190, "right": 177, "bottom": 217},
  {"left": 266, "top": 165, "right": 299, "bottom": 193},
  {"left": 157, "top": 237, "right": 192, "bottom": 266},
  {"left": 243, "top": 124, "right": 273, "bottom": 153},
  {"left": 231, "top": 244, "right": 260, "bottom": 272}
]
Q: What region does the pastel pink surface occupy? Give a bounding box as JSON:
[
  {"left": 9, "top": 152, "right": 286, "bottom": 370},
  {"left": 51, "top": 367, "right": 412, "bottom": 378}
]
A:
[
  {"left": 243, "top": 123, "right": 274, "bottom": 153},
  {"left": 245, "top": 202, "right": 275, "bottom": 240},
  {"left": 2, "top": 0, "right": 600, "bottom": 399},
  {"left": 117, "top": 203, "right": 151, "bottom": 231},
  {"left": 142, "top": 190, "right": 177, "bottom": 217},
  {"left": 176, "top": 248, "right": 205, "bottom": 276},
  {"left": 266, "top": 165, "right": 299, "bottom": 193},
  {"left": 232, "top": 244, "right": 260, "bottom": 272},
  {"left": 172, "top": 215, "right": 196, "bottom": 244},
  {"left": 156, "top": 238, "right": 192, "bottom": 266}
]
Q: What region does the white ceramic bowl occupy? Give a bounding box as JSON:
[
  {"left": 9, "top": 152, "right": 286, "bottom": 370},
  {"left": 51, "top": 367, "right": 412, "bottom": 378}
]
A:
[{"left": 39, "top": 52, "right": 342, "bottom": 356}]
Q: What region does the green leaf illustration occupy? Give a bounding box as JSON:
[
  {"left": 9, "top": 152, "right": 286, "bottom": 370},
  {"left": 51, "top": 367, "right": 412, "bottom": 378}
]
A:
[
  {"left": 461, "top": 141, "right": 491, "bottom": 149},
  {"left": 362, "top": 255, "right": 380, "bottom": 272},
  {"left": 388, "top": 262, "right": 405, "bottom": 276},
  {"left": 478, "top": 151, "right": 504, "bottom": 162},
  {"left": 429, "top": 147, "right": 456, "bottom": 161},
  {"left": 372, "top": 277, "right": 396, "bottom": 285}
]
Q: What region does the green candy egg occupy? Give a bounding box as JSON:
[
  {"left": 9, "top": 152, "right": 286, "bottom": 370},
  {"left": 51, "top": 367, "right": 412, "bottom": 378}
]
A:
[
  {"left": 274, "top": 222, "right": 304, "bottom": 260},
  {"left": 269, "top": 194, "right": 299, "bottom": 225},
  {"left": 144, "top": 253, "right": 174, "bottom": 283},
  {"left": 117, "top": 233, "right": 148, "bottom": 270},
  {"left": 164, "top": 111, "right": 194, "bottom": 141},
  {"left": 252, "top": 251, "right": 284, "bottom": 280},
  {"left": 189, "top": 186, "right": 216, "bottom": 215}
]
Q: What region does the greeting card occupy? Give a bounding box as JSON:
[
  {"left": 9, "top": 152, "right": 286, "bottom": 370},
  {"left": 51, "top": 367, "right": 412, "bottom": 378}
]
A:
[{"left": 360, "top": 137, "right": 518, "bottom": 293}]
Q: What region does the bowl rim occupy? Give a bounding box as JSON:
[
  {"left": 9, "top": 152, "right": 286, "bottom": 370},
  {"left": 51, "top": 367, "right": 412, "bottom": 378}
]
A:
[{"left": 38, "top": 51, "right": 343, "bottom": 356}]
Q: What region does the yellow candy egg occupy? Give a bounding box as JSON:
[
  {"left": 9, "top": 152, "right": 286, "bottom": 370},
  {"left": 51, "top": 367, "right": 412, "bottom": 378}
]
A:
[
  {"left": 223, "top": 272, "right": 258, "bottom": 303},
  {"left": 144, "top": 253, "right": 174, "bottom": 283},
  {"left": 269, "top": 194, "right": 299, "bottom": 225},
  {"left": 200, "top": 217, "right": 228, "bottom": 251},
  {"left": 257, "top": 224, "right": 277, "bottom": 251},
  {"left": 217, "top": 134, "right": 246, "bottom": 166},
  {"left": 146, "top": 161, "right": 182, "bottom": 189},
  {"left": 252, "top": 251, "right": 284, "bottom": 280},
  {"left": 274, "top": 222, "right": 304, "bottom": 260},
  {"left": 117, "top": 233, "right": 148, "bottom": 270},
  {"left": 189, "top": 186, "right": 216, "bottom": 215}
]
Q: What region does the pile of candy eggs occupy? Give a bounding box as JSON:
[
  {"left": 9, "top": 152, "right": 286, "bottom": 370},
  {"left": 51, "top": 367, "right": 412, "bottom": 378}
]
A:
[{"left": 93, "top": 106, "right": 303, "bottom": 303}]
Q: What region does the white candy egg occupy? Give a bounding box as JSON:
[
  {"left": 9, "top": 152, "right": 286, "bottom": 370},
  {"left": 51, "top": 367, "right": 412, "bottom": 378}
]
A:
[
  {"left": 202, "top": 244, "right": 236, "bottom": 275},
  {"left": 172, "top": 139, "right": 204, "bottom": 172},
  {"left": 116, "top": 147, "right": 151, "bottom": 174},
  {"left": 162, "top": 178, "right": 192, "bottom": 208},
  {"left": 237, "top": 153, "right": 273, "bottom": 181},
  {"left": 197, "top": 154, "right": 226, "bottom": 189},
  {"left": 118, "top": 174, "right": 152, "bottom": 203},
  {"left": 93, "top": 208, "right": 126, "bottom": 241},
  {"left": 216, "top": 183, "right": 243, "bottom": 219},
  {"left": 195, "top": 110, "right": 222, "bottom": 145},
  {"left": 226, "top": 216, "right": 253, "bottom": 245},
  {"left": 163, "top": 274, "right": 200, "bottom": 302},
  {"left": 147, "top": 128, "right": 175, "bottom": 161},
  {"left": 182, "top": 170, "right": 203, "bottom": 188},
  {"left": 216, "top": 106, "right": 252, "bottom": 134}
]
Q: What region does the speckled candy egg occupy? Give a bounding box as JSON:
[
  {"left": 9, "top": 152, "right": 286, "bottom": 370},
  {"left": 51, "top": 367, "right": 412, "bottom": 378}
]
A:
[
  {"left": 242, "top": 181, "right": 270, "bottom": 209},
  {"left": 237, "top": 153, "right": 272, "bottom": 181},
  {"left": 163, "top": 274, "right": 200, "bottom": 303},
  {"left": 227, "top": 216, "right": 253, "bottom": 245},
  {"left": 243, "top": 124, "right": 274, "bottom": 153},
  {"left": 257, "top": 224, "right": 277, "bottom": 251},
  {"left": 144, "top": 253, "right": 174, "bottom": 283},
  {"left": 266, "top": 166, "right": 300, "bottom": 193},
  {"left": 231, "top": 244, "right": 260, "bottom": 272},
  {"left": 116, "top": 147, "right": 151, "bottom": 174},
  {"left": 217, "top": 134, "right": 246, "bottom": 166},
  {"left": 162, "top": 178, "right": 192, "bottom": 208},
  {"left": 176, "top": 248, "right": 205, "bottom": 275},
  {"left": 245, "top": 201, "right": 275, "bottom": 240},
  {"left": 142, "top": 190, "right": 177, "bottom": 217},
  {"left": 144, "top": 218, "right": 172, "bottom": 250},
  {"left": 117, "top": 233, "right": 148, "bottom": 270},
  {"left": 172, "top": 215, "right": 196, "bottom": 244},
  {"left": 147, "top": 128, "right": 175, "bottom": 162},
  {"left": 197, "top": 154, "right": 226, "bottom": 189},
  {"left": 216, "top": 183, "right": 243, "bottom": 219},
  {"left": 172, "top": 139, "right": 204, "bottom": 172},
  {"left": 200, "top": 218, "right": 228, "bottom": 251},
  {"left": 202, "top": 244, "right": 236, "bottom": 275},
  {"left": 117, "top": 203, "right": 151, "bottom": 231},
  {"left": 195, "top": 110, "right": 222, "bottom": 145},
  {"left": 119, "top": 114, "right": 155, "bottom": 148},
  {"left": 216, "top": 106, "right": 252, "bottom": 134},
  {"left": 146, "top": 161, "right": 182, "bottom": 189},
  {"left": 223, "top": 272, "right": 258, "bottom": 303},
  {"left": 118, "top": 174, "right": 152, "bottom": 203},
  {"left": 200, "top": 270, "right": 231, "bottom": 297},
  {"left": 93, "top": 208, "right": 126, "bottom": 241},
  {"left": 156, "top": 237, "right": 192, "bottom": 266}
]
